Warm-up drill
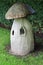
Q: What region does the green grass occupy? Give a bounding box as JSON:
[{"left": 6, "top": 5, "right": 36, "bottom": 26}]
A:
[{"left": 0, "top": 27, "right": 43, "bottom": 65}]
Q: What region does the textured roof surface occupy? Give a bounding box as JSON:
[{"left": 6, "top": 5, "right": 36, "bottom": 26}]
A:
[{"left": 5, "top": 3, "right": 35, "bottom": 19}]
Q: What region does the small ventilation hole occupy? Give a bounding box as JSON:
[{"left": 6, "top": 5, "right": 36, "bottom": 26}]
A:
[
  {"left": 20, "top": 27, "right": 24, "bottom": 35},
  {"left": 12, "top": 30, "right": 14, "bottom": 35}
]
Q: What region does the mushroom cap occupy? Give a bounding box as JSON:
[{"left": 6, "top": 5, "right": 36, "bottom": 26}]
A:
[{"left": 5, "top": 3, "right": 35, "bottom": 19}]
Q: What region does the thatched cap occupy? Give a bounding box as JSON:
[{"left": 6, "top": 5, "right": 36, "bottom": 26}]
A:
[{"left": 5, "top": 3, "right": 35, "bottom": 19}]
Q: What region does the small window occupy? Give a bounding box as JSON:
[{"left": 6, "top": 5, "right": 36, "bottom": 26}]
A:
[
  {"left": 12, "top": 30, "right": 14, "bottom": 35},
  {"left": 20, "top": 27, "right": 24, "bottom": 35}
]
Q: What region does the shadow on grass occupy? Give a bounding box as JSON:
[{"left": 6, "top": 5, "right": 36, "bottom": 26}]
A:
[{"left": 34, "top": 32, "right": 43, "bottom": 51}]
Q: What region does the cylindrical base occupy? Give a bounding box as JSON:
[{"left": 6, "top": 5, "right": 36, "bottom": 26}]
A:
[{"left": 10, "top": 18, "right": 34, "bottom": 56}]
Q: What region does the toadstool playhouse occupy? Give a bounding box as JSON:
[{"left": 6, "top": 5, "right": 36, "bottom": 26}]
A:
[{"left": 5, "top": 3, "right": 35, "bottom": 56}]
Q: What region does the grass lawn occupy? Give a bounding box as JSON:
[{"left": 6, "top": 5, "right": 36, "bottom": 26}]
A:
[{"left": 0, "top": 27, "right": 43, "bottom": 65}]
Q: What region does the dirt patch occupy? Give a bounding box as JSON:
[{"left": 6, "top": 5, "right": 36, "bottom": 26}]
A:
[{"left": 5, "top": 44, "right": 11, "bottom": 52}]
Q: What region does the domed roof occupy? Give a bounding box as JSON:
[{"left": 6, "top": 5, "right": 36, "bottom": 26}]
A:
[{"left": 5, "top": 3, "right": 35, "bottom": 19}]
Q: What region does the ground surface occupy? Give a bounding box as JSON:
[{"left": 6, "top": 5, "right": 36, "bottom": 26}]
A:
[{"left": 0, "top": 27, "right": 43, "bottom": 65}]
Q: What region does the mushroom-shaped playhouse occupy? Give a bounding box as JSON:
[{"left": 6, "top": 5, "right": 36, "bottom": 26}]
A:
[{"left": 5, "top": 3, "right": 35, "bottom": 56}]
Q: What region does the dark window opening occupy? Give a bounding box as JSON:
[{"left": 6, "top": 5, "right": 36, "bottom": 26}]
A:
[
  {"left": 12, "top": 30, "right": 14, "bottom": 35},
  {"left": 20, "top": 27, "right": 24, "bottom": 35}
]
